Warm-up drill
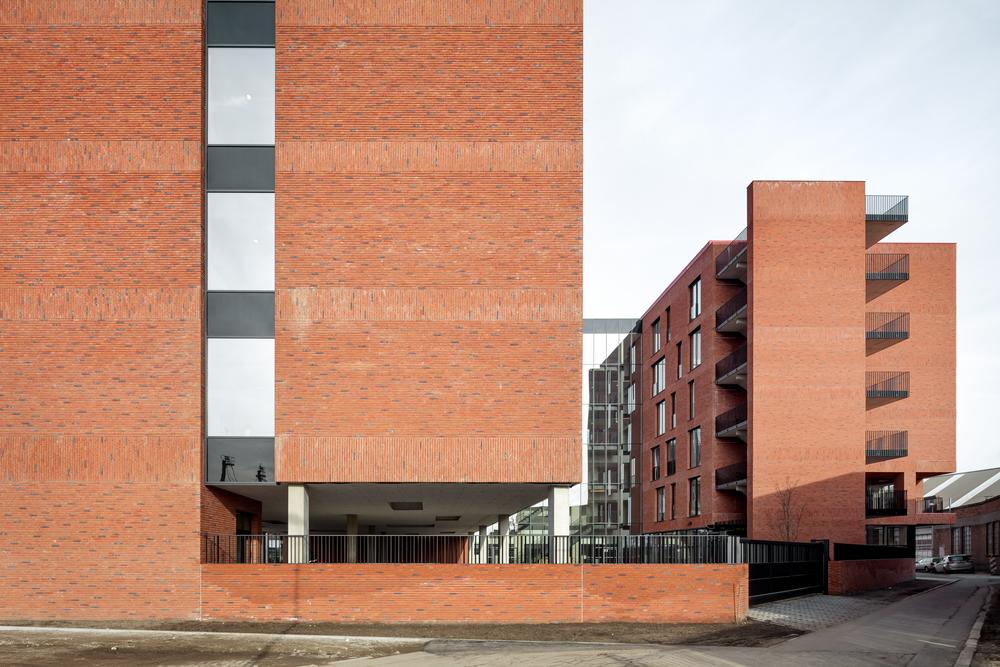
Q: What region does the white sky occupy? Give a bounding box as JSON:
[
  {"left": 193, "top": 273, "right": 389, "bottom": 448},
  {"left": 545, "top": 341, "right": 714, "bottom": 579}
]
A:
[{"left": 584, "top": 0, "right": 1000, "bottom": 471}]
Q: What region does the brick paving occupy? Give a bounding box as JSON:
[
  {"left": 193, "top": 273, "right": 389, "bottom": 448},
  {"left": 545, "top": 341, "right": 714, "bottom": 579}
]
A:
[{"left": 748, "top": 594, "right": 891, "bottom": 631}]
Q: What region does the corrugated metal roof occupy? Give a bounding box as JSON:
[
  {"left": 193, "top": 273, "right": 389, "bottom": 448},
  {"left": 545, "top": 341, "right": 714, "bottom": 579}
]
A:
[{"left": 924, "top": 466, "right": 1000, "bottom": 509}]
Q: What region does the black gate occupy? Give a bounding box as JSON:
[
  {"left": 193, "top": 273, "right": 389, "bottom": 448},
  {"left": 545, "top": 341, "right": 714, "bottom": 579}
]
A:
[{"left": 743, "top": 539, "right": 827, "bottom": 605}]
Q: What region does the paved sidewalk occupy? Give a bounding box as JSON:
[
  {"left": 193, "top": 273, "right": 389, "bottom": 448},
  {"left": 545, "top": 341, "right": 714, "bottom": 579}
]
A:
[
  {"left": 749, "top": 593, "right": 892, "bottom": 631},
  {"left": 357, "top": 574, "right": 1000, "bottom": 666}
]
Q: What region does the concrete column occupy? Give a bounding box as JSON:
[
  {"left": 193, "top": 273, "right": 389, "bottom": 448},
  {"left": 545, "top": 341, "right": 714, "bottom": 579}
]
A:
[
  {"left": 346, "top": 514, "right": 359, "bottom": 563},
  {"left": 287, "top": 484, "right": 310, "bottom": 563},
  {"left": 548, "top": 486, "right": 570, "bottom": 564},
  {"left": 498, "top": 514, "right": 510, "bottom": 564},
  {"left": 477, "top": 524, "right": 488, "bottom": 564}
]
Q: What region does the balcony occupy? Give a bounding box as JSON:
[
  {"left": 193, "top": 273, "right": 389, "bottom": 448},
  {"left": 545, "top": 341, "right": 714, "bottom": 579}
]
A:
[
  {"left": 866, "top": 489, "right": 907, "bottom": 517},
  {"left": 866, "top": 195, "right": 908, "bottom": 247},
  {"left": 866, "top": 371, "right": 910, "bottom": 407},
  {"left": 866, "top": 253, "right": 909, "bottom": 301},
  {"left": 716, "top": 228, "right": 748, "bottom": 282},
  {"left": 715, "top": 287, "right": 748, "bottom": 335},
  {"left": 866, "top": 312, "right": 910, "bottom": 355},
  {"left": 923, "top": 496, "right": 948, "bottom": 513},
  {"left": 715, "top": 403, "right": 748, "bottom": 442},
  {"left": 715, "top": 461, "right": 747, "bottom": 494},
  {"left": 716, "top": 343, "right": 748, "bottom": 388},
  {"left": 865, "top": 430, "right": 908, "bottom": 463}
]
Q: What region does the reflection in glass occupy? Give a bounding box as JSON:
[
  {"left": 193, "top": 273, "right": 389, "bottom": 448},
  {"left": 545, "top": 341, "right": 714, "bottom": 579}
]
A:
[
  {"left": 207, "top": 338, "right": 274, "bottom": 437},
  {"left": 206, "top": 437, "right": 275, "bottom": 484},
  {"left": 208, "top": 48, "right": 275, "bottom": 144},
  {"left": 208, "top": 193, "right": 274, "bottom": 290}
]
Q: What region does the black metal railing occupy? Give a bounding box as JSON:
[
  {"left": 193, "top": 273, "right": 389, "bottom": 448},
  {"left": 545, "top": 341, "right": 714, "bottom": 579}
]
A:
[
  {"left": 715, "top": 403, "right": 748, "bottom": 436},
  {"left": 715, "top": 344, "right": 748, "bottom": 383},
  {"left": 716, "top": 461, "right": 748, "bottom": 488},
  {"left": 743, "top": 539, "right": 827, "bottom": 604},
  {"left": 865, "top": 430, "right": 908, "bottom": 461},
  {"left": 716, "top": 229, "right": 748, "bottom": 279},
  {"left": 201, "top": 533, "right": 745, "bottom": 565},
  {"left": 866, "top": 312, "right": 910, "bottom": 340},
  {"left": 715, "top": 287, "right": 748, "bottom": 331},
  {"left": 866, "top": 371, "right": 910, "bottom": 399},
  {"left": 865, "top": 195, "right": 909, "bottom": 223},
  {"left": 865, "top": 489, "right": 907, "bottom": 517},
  {"left": 866, "top": 253, "right": 910, "bottom": 281},
  {"left": 923, "top": 496, "right": 948, "bottom": 513}
]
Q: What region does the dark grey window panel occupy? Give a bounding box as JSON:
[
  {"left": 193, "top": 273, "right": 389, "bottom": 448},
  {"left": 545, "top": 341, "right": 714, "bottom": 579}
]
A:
[
  {"left": 207, "top": 291, "right": 275, "bottom": 338},
  {"left": 207, "top": 2, "right": 275, "bottom": 47},
  {"left": 206, "top": 146, "right": 275, "bottom": 192},
  {"left": 206, "top": 437, "right": 275, "bottom": 484}
]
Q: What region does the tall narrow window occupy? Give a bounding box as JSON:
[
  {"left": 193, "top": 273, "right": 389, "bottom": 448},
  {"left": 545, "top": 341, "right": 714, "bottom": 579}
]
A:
[
  {"left": 656, "top": 400, "right": 666, "bottom": 435},
  {"left": 670, "top": 483, "right": 677, "bottom": 519},
  {"left": 689, "top": 477, "right": 701, "bottom": 516},
  {"left": 667, "top": 438, "right": 676, "bottom": 476},
  {"left": 652, "top": 359, "right": 665, "bottom": 396},
  {"left": 629, "top": 457, "right": 636, "bottom": 487},
  {"left": 665, "top": 307, "right": 671, "bottom": 341},
  {"left": 652, "top": 318, "right": 661, "bottom": 353},
  {"left": 656, "top": 487, "right": 665, "bottom": 522},
  {"left": 629, "top": 342, "right": 637, "bottom": 374},
  {"left": 690, "top": 328, "right": 701, "bottom": 369},
  {"left": 676, "top": 341, "right": 683, "bottom": 379},
  {"left": 627, "top": 382, "right": 636, "bottom": 413},
  {"left": 689, "top": 426, "right": 702, "bottom": 468},
  {"left": 688, "top": 380, "right": 696, "bottom": 419},
  {"left": 689, "top": 277, "right": 702, "bottom": 320},
  {"left": 670, "top": 392, "right": 677, "bottom": 428},
  {"left": 652, "top": 446, "right": 661, "bottom": 480}
]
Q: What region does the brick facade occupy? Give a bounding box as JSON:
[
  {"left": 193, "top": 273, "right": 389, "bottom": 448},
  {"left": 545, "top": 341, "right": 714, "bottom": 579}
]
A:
[
  {"left": 828, "top": 558, "right": 914, "bottom": 596},
  {"left": 932, "top": 495, "right": 1000, "bottom": 569},
  {"left": 201, "top": 563, "right": 748, "bottom": 624}
]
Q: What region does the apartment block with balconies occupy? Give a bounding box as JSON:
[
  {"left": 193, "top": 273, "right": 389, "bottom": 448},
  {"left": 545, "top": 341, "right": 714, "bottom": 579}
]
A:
[{"left": 630, "top": 181, "right": 956, "bottom": 545}]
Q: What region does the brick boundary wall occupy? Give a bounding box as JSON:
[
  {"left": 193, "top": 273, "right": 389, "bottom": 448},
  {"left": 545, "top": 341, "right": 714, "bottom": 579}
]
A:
[
  {"left": 828, "top": 558, "right": 914, "bottom": 595},
  {"left": 201, "top": 564, "right": 748, "bottom": 623}
]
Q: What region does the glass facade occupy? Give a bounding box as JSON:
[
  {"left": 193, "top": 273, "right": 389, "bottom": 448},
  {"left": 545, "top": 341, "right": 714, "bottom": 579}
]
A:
[{"left": 582, "top": 319, "right": 640, "bottom": 536}]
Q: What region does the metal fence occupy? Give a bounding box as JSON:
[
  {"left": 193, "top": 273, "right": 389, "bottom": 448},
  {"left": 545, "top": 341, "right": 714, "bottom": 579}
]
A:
[
  {"left": 865, "top": 253, "right": 910, "bottom": 280},
  {"left": 202, "top": 533, "right": 745, "bottom": 565},
  {"left": 865, "top": 195, "right": 909, "bottom": 223},
  {"left": 866, "top": 371, "right": 910, "bottom": 399}
]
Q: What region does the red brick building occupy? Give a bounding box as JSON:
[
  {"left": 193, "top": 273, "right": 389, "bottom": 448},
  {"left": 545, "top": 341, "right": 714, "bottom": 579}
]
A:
[
  {"left": 1, "top": 0, "right": 585, "bottom": 620},
  {"left": 630, "top": 181, "right": 956, "bottom": 546}
]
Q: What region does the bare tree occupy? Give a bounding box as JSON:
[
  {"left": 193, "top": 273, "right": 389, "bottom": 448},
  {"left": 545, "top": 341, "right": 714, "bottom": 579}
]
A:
[{"left": 768, "top": 477, "right": 807, "bottom": 542}]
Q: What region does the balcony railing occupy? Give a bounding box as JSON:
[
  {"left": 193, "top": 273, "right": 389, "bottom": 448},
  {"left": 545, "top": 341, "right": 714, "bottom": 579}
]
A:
[
  {"left": 715, "top": 287, "right": 748, "bottom": 334},
  {"left": 202, "top": 533, "right": 745, "bottom": 565},
  {"left": 715, "top": 461, "right": 748, "bottom": 491},
  {"left": 866, "top": 312, "right": 910, "bottom": 340},
  {"left": 866, "top": 195, "right": 909, "bottom": 223},
  {"left": 715, "top": 343, "right": 748, "bottom": 387},
  {"left": 866, "top": 253, "right": 910, "bottom": 281},
  {"left": 923, "top": 496, "right": 948, "bottom": 513},
  {"left": 865, "top": 489, "right": 907, "bottom": 517},
  {"left": 865, "top": 430, "right": 908, "bottom": 462},
  {"left": 716, "top": 228, "right": 748, "bottom": 282},
  {"left": 715, "top": 403, "right": 748, "bottom": 440},
  {"left": 866, "top": 371, "right": 910, "bottom": 400}
]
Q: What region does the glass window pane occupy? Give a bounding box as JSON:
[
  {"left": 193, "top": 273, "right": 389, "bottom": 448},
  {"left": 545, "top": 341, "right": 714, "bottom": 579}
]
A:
[
  {"left": 208, "top": 338, "right": 274, "bottom": 437},
  {"left": 206, "top": 437, "right": 275, "bottom": 484},
  {"left": 207, "top": 2, "right": 275, "bottom": 47},
  {"left": 208, "top": 193, "right": 274, "bottom": 290},
  {"left": 207, "top": 292, "right": 275, "bottom": 338},
  {"left": 208, "top": 48, "right": 275, "bottom": 144},
  {"left": 206, "top": 146, "right": 275, "bottom": 192}
]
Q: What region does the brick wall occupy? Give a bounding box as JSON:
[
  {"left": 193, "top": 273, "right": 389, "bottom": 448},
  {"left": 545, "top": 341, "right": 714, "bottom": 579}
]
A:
[
  {"left": 201, "top": 563, "right": 747, "bottom": 623},
  {"left": 273, "top": 0, "right": 583, "bottom": 484},
  {"left": 0, "top": 1, "right": 204, "bottom": 619},
  {"left": 828, "top": 558, "right": 914, "bottom": 595}
]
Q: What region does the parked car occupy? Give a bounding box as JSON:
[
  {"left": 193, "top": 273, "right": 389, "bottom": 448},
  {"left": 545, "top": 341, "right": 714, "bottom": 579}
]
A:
[
  {"left": 934, "top": 554, "right": 974, "bottom": 573},
  {"left": 916, "top": 556, "right": 942, "bottom": 572}
]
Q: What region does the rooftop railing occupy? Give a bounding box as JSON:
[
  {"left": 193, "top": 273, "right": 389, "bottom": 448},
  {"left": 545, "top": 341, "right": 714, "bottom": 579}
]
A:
[
  {"left": 866, "top": 195, "right": 909, "bottom": 223},
  {"left": 202, "top": 533, "right": 745, "bottom": 565}
]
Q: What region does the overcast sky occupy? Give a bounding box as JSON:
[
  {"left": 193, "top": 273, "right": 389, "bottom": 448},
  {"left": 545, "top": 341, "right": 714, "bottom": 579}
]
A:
[{"left": 584, "top": 0, "right": 1000, "bottom": 471}]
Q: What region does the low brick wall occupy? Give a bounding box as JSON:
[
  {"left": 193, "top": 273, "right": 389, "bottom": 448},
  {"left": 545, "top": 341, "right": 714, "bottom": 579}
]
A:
[
  {"left": 201, "top": 564, "right": 748, "bottom": 623},
  {"left": 828, "top": 558, "right": 914, "bottom": 595}
]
